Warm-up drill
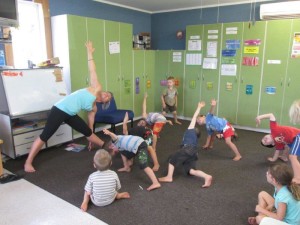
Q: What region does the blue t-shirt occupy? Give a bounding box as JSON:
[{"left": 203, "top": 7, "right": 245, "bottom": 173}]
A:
[
  {"left": 55, "top": 89, "right": 96, "bottom": 116},
  {"left": 182, "top": 128, "right": 198, "bottom": 147},
  {"left": 205, "top": 113, "right": 227, "bottom": 136},
  {"left": 274, "top": 186, "right": 300, "bottom": 225},
  {"left": 114, "top": 135, "right": 144, "bottom": 154}
]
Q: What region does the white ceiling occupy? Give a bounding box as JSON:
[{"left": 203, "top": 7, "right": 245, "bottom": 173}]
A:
[{"left": 94, "top": 0, "right": 273, "bottom": 13}]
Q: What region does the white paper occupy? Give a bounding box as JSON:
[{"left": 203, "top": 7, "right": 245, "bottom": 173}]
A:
[
  {"left": 267, "top": 60, "right": 281, "bottom": 64},
  {"left": 190, "top": 35, "right": 200, "bottom": 40},
  {"left": 173, "top": 52, "right": 182, "bottom": 62},
  {"left": 226, "top": 27, "right": 238, "bottom": 35},
  {"left": 186, "top": 53, "right": 202, "bottom": 65},
  {"left": 109, "top": 41, "right": 120, "bottom": 54},
  {"left": 188, "top": 40, "right": 201, "bottom": 51},
  {"left": 207, "top": 41, "right": 218, "bottom": 57},
  {"left": 207, "top": 35, "right": 218, "bottom": 39},
  {"left": 221, "top": 64, "right": 237, "bottom": 76},
  {"left": 208, "top": 30, "right": 218, "bottom": 34},
  {"left": 203, "top": 58, "right": 218, "bottom": 69}
]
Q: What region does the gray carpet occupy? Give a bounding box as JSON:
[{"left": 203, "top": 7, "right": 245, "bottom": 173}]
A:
[{"left": 4, "top": 119, "right": 279, "bottom": 225}]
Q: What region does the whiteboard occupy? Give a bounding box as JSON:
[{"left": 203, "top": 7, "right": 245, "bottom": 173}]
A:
[{"left": 1, "top": 68, "right": 68, "bottom": 116}]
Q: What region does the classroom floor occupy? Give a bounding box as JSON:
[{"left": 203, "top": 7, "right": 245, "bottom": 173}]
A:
[{"left": 0, "top": 170, "right": 107, "bottom": 225}]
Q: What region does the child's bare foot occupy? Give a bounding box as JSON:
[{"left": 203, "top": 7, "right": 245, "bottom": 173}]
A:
[
  {"left": 175, "top": 120, "right": 182, "bottom": 125},
  {"left": 202, "top": 175, "right": 212, "bottom": 188},
  {"left": 267, "top": 157, "right": 277, "bottom": 162},
  {"left": 147, "top": 182, "right": 161, "bottom": 191},
  {"left": 248, "top": 217, "right": 258, "bottom": 225},
  {"left": 158, "top": 176, "right": 173, "bottom": 182},
  {"left": 278, "top": 156, "right": 288, "bottom": 162},
  {"left": 152, "top": 164, "right": 160, "bottom": 172},
  {"left": 202, "top": 145, "right": 213, "bottom": 150},
  {"left": 233, "top": 155, "right": 242, "bottom": 161},
  {"left": 80, "top": 202, "right": 88, "bottom": 212},
  {"left": 118, "top": 167, "right": 131, "bottom": 172},
  {"left": 116, "top": 192, "right": 130, "bottom": 199},
  {"left": 24, "top": 163, "right": 36, "bottom": 173}
]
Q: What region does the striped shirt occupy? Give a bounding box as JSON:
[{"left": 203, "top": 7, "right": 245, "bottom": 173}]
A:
[
  {"left": 115, "top": 135, "right": 144, "bottom": 154},
  {"left": 146, "top": 113, "right": 166, "bottom": 126},
  {"left": 84, "top": 170, "right": 121, "bottom": 207}
]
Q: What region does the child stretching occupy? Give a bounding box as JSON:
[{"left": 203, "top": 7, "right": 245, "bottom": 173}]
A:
[
  {"left": 248, "top": 163, "right": 300, "bottom": 225},
  {"left": 80, "top": 149, "right": 130, "bottom": 211},
  {"left": 256, "top": 113, "right": 300, "bottom": 184},
  {"left": 123, "top": 112, "right": 160, "bottom": 171},
  {"left": 196, "top": 99, "right": 242, "bottom": 161},
  {"left": 159, "top": 101, "right": 212, "bottom": 188},
  {"left": 161, "top": 76, "right": 181, "bottom": 124},
  {"left": 103, "top": 129, "right": 161, "bottom": 191}
]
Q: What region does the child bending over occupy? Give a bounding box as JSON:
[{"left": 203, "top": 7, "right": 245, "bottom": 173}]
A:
[
  {"left": 196, "top": 99, "right": 242, "bottom": 161},
  {"left": 159, "top": 101, "right": 212, "bottom": 188},
  {"left": 248, "top": 163, "right": 300, "bottom": 225},
  {"left": 81, "top": 149, "right": 130, "bottom": 211}
]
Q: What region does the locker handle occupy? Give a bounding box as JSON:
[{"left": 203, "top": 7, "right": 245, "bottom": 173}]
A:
[
  {"left": 280, "top": 78, "right": 283, "bottom": 86},
  {"left": 241, "top": 78, "right": 243, "bottom": 83},
  {"left": 287, "top": 78, "right": 291, "bottom": 87},
  {"left": 202, "top": 74, "right": 205, "bottom": 81},
  {"left": 25, "top": 136, "right": 34, "bottom": 139}
]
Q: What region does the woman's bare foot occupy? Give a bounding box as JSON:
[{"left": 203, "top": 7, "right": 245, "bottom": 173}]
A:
[
  {"left": 152, "top": 164, "right": 160, "bottom": 172},
  {"left": 233, "top": 155, "right": 242, "bottom": 161},
  {"left": 158, "top": 176, "right": 173, "bottom": 182},
  {"left": 118, "top": 167, "right": 131, "bottom": 172},
  {"left": 147, "top": 182, "right": 161, "bottom": 191},
  {"left": 202, "top": 175, "right": 213, "bottom": 188},
  {"left": 116, "top": 192, "right": 130, "bottom": 199},
  {"left": 248, "top": 217, "right": 258, "bottom": 225},
  {"left": 24, "top": 163, "right": 36, "bottom": 173}
]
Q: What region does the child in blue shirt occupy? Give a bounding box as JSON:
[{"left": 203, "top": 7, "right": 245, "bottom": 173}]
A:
[{"left": 196, "top": 99, "right": 242, "bottom": 161}]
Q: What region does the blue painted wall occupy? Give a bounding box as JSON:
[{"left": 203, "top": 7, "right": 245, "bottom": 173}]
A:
[{"left": 49, "top": 0, "right": 280, "bottom": 50}]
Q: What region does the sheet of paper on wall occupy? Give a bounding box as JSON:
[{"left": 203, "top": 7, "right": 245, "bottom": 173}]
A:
[
  {"left": 226, "top": 40, "right": 240, "bottom": 50},
  {"left": 188, "top": 40, "right": 201, "bottom": 51},
  {"left": 291, "top": 32, "right": 300, "bottom": 58},
  {"left": 186, "top": 53, "right": 202, "bottom": 65},
  {"left": 203, "top": 58, "right": 218, "bottom": 69},
  {"left": 226, "top": 27, "right": 238, "bottom": 35},
  {"left": 109, "top": 41, "right": 120, "bottom": 54},
  {"left": 173, "top": 52, "right": 182, "bottom": 62},
  {"left": 207, "top": 35, "right": 218, "bottom": 40},
  {"left": 221, "top": 64, "right": 237, "bottom": 76},
  {"left": 190, "top": 35, "right": 200, "bottom": 40},
  {"left": 207, "top": 41, "right": 218, "bottom": 57},
  {"left": 267, "top": 60, "right": 281, "bottom": 64}
]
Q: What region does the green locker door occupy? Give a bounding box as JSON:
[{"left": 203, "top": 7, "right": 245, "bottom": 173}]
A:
[
  {"left": 258, "top": 20, "right": 292, "bottom": 129},
  {"left": 133, "top": 50, "right": 145, "bottom": 116},
  {"left": 145, "top": 51, "right": 155, "bottom": 112},
  {"left": 105, "top": 20, "right": 121, "bottom": 104},
  {"left": 184, "top": 25, "right": 203, "bottom": 117},
  {"left": 154, "top": 50, "right": 170, "bottom": 111},
  {"left": 236, "top": 21, "right": 266, "bottom": 127},
  {"left": 281, "top": 19, "right": 300, "bottom": 128},
  {"left": 169, "top": 50, "right": 185, "bottom": 116},
  {"left": 218, "top": 22, "right": 244, "bottom": 124},
  {"left": 200, "top": 23, "right": 222, "bottom": 113},
  {"left": 119, "top": 22, "right": 133, "bottom": 110}
]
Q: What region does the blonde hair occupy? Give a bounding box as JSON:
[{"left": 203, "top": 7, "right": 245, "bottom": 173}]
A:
[
  {"left": 289, "top": 100, "right": 300, "bottom": 124},
  {"left": 93, "top": 149, "right": 111, "bottom": 171}
]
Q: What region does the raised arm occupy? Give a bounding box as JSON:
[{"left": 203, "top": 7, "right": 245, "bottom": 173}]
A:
[
  {"left": 85, "top": 41, "right": 101, "bottom": 90},
  {"left": 142, "top": 93, "right": 148, "bottom": 119},
  {"left": 255, "top": 113, "right": 276, "bottom": 127},
  {"left": 188, "top": 101, "right": 205, "bottom": 129},
  {"left": 122, "top": 112, "right": 129, "bottom": 135},
  {"left": 209, "top": 99, "right": 217, "bottom": 114},
  {"left": 103, "top": 129, "right": 118, "bottom": 142}
]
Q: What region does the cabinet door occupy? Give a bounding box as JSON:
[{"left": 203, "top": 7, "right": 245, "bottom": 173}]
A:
[
  {"left": 105, "top": 20, "right": 121, "bottom": 104},
  {"left": 133, "top": 50, "right": 145, "bottom": 116},
  {"left": 154, "top": 50, "right": 170, "bottom": 111},
  {"left": 145, "top": 51, "right": 155, "bottom": 112},
  {"left": 184, "top": 25, "right": 203, "bottom": 117},
  {"left": 258, "top": 20, "right": 292, "bottom": 129},
  {"left": 218, "top": 22, "right": 244, "bottom": 124},
  {"left": 169, "top": 50, "right": 185, "bottom": 116},
  {"left": 200, "top": 24, "right": 222, "bottom": 113},
  {"left": 281, "top": 19, "right": 300, "bottom": 127},
  {"left": 120, "top": 22, "right": 133, "bottom": 110},
  {"left": 236, "top": 21, "right": 266, "bottom": 127}
]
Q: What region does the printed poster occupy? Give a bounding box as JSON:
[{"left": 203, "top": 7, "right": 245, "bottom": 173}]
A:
[{"left": 291, "top": 32, "right": 300, "bottom": 58}]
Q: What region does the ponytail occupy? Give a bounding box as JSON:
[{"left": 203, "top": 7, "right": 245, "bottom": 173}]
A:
[{"left": 289, "top": 183, "right": 300, "bottom": 201}]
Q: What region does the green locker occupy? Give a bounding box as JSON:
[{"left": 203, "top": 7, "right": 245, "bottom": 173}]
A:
[
  {"left": 145, "top": 51, "right": 155, "bottom": 112},
  {"left": 218, "top": 22, "right": 244, "bottom": 124},
  {"left": 236, "top": 21, "right": 266, "bottom": 127},
  {"left": 200, "top": 23, "right": 222, "bottom": 113},
  {"left": 281, "top": 19, "right": 300, "bottom": 128},
  {"left": 184, "top": 25, "right": 203, "bottom": 117},
  {"left": 258, "top": 20, "right": 292, "bottom": 129},
  {"left": 154, "top": 50, "right": 170, "bottom": 112},
  {"left": 168, "top": 50, "right": 185, "bottom": 116},
  {"left": 133, "top": 50, "right": 145, "bottom": 116}
]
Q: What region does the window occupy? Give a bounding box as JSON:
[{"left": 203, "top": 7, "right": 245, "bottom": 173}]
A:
[{"left": 11, "top": 0, "right": 46, "bottom": 68}]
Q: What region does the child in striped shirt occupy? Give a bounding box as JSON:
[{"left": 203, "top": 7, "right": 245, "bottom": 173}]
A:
[
  {"left": 80, "top": 149, "right": 130, "bottom": 211},
  {"left": 103, "top": 129, "right": 161, "bottom": 191}
]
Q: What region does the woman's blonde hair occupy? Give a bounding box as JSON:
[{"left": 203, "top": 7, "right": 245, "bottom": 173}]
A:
[{"left": 289, "top": 100, "right": 300, "bottom": 124}]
